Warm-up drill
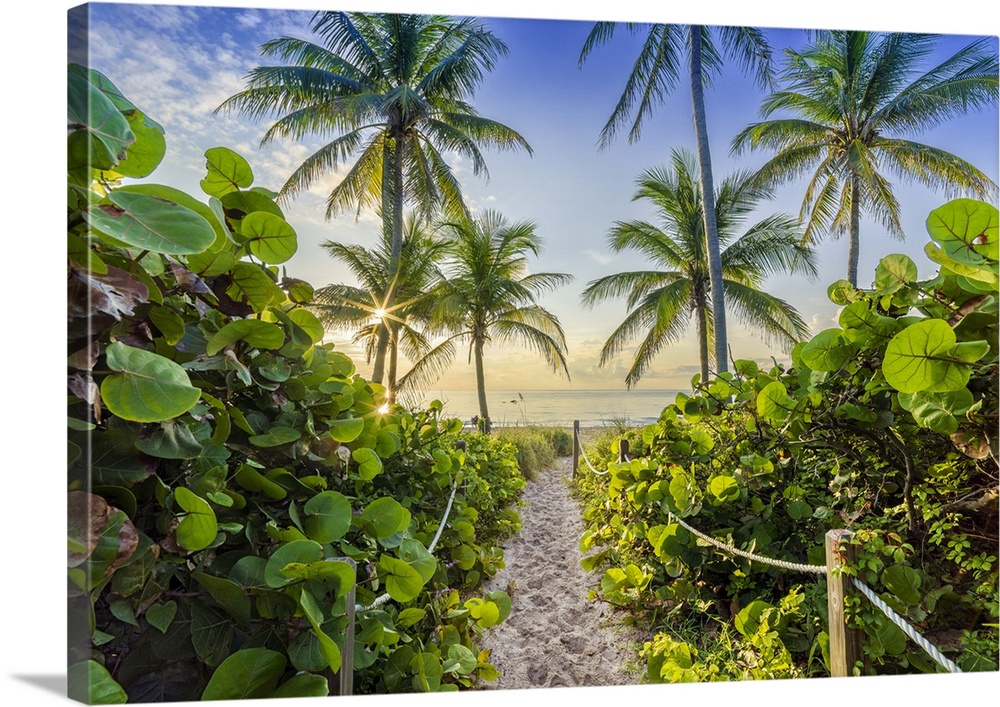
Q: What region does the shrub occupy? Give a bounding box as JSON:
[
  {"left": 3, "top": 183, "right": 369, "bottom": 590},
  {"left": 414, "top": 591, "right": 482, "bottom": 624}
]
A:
[{"left": 67, "top": 65, "right": 522, "bottom": 702}]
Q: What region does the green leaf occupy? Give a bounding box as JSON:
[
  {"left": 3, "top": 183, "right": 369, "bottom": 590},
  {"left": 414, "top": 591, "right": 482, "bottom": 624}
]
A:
[
  {"left": 234, "top": 464, "right": 287, "bottom": 499},
  {"left": 206, "top": 320, "right": 285, "bottom": 355},
  {"left": 353, "top": 447, "right": 384, "bottom": 480},
  {"left": 708, "top": 475, "right": 740, "bottom": 503},
  {"left": 67, "top": 69, "right": 133, "bottom": 171},
  {"left": 201, "top": 146, "right": 254, "bottom": 198},
  {"left": 379, "top": 556, "right": 425, "bottom": 602},
  {"left": 147, "top": 305, "right": 186, "bottom": 345},
  {"left": 101, "top": 342, "right": 201, "bottom": 422},
  {"left": 192, "top": 572, "right": 252, "bottom": 626},
  {"left": 303, "top": 491, "right": 352, "bottom": 543},
  {"left": 328, "top": 416, "right": 364, "bottom": 443},
  {"left": 800, "top": 328, "right": 857, "bottom": 372},
  {"left": 446, "top": 644, "right": 478, "bottom": 675},
  {"left": 734, "top": 600, "right": 773, "bottom": 638},
  {"left": 248, "top": 426, "right": 301, "bottom": 448},
  {"left": 87, "top": 191, "right": 216, "bottom": 255},
  {"left": 201, "top": 648, "right": 286, "bottom": 701},
  {"left": 298, "top": 589, "right": 342, "bottom": 673},
  {"left": 882, "top": 565, "right": 923, "bottom": 606},
  {"left": 174, "top": 487, "right": 218, "bottom": 552},
  {"left": 927, "top": 199, "right": 999, "bottom": 263},
  {"left": 270, "top": 673, "right": 329, "bottom": 698},
  {"left": 228, "top": 262, "right": 281, "bottom": 312},
  {"left": 145, "top": 601, "right": 178, "bottom": 633},
  {"left": 68, "top": 660, "right": 128, "bottom": 704},
  {"left": 134, "top": 419, "right": 203, "bottom": 459},
  {"left": 756, "top": 381, "right": 792, "bottom": 424},
  {"left": 883, "top": 320, "right": 983, "bottom": 393},
  {"left": 396, "top": 608, "right": 427, "bottom": 628},
  {"left": 358, "top": 497, "right": 408, "bottom": 539},
  {"left": 484, "top": 591, "right": 513, "bottom": 623},
  {"left": 898, "top": 388, "right": 975, "bottom": 434},
  {"left": 399, "top": 539, "right": 437, "bottom": 582},
  {"left": 410, "top": 652, "right": 443, "bottom": 692},
  {"left": 874, "top": 254, "right": 918, "bottom": 294},
  {"left": 263, "top": 540, "right": 324, "bottom": 588},
  {"left": 786, "top": 500, "right": 812, "bottom": 520},
  {"left": 115, "top": 109, "right": 167, "bottom": 178},
  {"left": 241, "top": 212, "right": 297, "bottom": 264}
]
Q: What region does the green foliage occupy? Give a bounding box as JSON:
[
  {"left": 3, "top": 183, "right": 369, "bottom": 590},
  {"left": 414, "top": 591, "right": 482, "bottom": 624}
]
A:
[
  {"left": 573, "top": 199, "right": 998, "bottom": 681},
  {"left": 68, "top": 66, "right": 526, "bottom": 700}
]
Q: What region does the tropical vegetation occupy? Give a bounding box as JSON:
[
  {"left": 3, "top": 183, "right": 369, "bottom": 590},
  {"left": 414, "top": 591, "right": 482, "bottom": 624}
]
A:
[
  {"left": 575, "top": 197, "right": 998, "bottom": 680},
  {"left": 67, "top": 10, "right": 999, "bottom": 702},
  {"left": 581, "top": 149, "right": 817, "bottom": 386},
  {"left": 580, "top": 21, "right": 775, "bottom": 376},
  {"left": 400, "top": 211, "right": 573, "bottom": 433},
  {"left": 732, "top": 30, "right": 999, "bottom": 286},
  {"left": 311, "top": 216, "right": 448, "bottom": 402},
  {"left": 67, "top": 64, "right": 557, "bottom": 702},
  {"left": 218, "top": 11, "right": 532, "bottom": 390}
]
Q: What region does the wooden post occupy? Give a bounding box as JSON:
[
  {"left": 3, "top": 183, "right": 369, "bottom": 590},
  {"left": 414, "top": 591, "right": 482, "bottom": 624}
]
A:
[
  {"left": 327, "top": 557, "right": 357, "bottom": 695},
  {"left": 618, "top": 439, "right": 630, "bottom": 463},
  {"left": 825, "top": 529, "right": 863, "bottom": 677},
  {"left": 572, "top": 420, "right": 580, "bottom": 478}
]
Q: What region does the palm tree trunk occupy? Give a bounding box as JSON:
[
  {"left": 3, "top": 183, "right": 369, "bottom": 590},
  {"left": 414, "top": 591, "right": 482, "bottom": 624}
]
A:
[
  {"left": 373, "top": 134, "right": 406, "bottom": 385},
  {"left": 695, "top": 289, "right": 710, "bottom": 385},
  {"left": 848, "top": 174, "right": 861, "bottom": 287},
  {"left": 387, "top": 324, "right": 399, "bottom": 404},
  {"left": 473, "top": 333, "right": 491, "bottom": 434},
  {"left": 689, "top": 25, "right": 728, "bottom": 376}
]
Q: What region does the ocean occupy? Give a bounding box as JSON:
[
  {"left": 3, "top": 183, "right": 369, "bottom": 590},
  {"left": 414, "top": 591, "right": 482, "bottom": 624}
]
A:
[{"left": 399, "top": 389, "right": 684, "bottom": 428}]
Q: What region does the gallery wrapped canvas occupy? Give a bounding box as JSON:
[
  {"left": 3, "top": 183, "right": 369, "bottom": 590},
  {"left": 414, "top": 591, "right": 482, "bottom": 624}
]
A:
[{"left": 63, "top": 0, "right": 997, "bottom": 704}]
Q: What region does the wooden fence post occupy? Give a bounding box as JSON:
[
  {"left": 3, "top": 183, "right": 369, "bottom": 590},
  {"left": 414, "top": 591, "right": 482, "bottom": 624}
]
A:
[
  {"left": 825, "top": 529, "right": 863, "bottom": 677},
  {"left": 572, "top": 420, "right": 579, "bottom": 478},
  {"left": 617, "top": 439, "right": 630, "bottom": 463}
]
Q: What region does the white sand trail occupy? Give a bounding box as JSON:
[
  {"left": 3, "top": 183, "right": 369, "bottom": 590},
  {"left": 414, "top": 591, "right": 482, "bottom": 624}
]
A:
[{"left": 477, "top": 454, "right": 646, "bottom": 690}]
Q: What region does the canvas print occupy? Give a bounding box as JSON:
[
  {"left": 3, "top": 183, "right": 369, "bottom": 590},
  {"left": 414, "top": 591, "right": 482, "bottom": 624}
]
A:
[{"left": 66, "top": 0, "right": 999, "bottom": 703}]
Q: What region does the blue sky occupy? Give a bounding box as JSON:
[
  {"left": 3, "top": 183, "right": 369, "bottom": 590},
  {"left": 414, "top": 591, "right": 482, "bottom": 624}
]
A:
[{"left": 70, "top": 1, "right": 999, "bottom": 394}]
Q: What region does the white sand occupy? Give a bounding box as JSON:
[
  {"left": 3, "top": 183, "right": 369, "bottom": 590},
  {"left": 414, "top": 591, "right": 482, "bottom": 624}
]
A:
[{"left": 476, "top": 453, "right": 647, "bottom": 690}]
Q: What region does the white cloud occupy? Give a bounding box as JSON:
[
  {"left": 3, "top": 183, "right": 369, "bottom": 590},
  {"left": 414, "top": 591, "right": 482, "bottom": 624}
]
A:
[{"left": 585, "top": 249, "right": 613, "bottom": 265}]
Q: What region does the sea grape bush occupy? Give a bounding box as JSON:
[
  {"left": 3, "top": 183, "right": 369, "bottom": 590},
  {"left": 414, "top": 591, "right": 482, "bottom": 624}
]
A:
[
  {"left": 575, "top": 198, "right": 998, "bottom": 680},
  {"left": 67, "top": 64, "right": 521, "bottom": 702}
]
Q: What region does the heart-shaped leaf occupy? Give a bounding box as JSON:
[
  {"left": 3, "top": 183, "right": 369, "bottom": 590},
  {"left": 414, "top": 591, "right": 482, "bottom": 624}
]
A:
[
  {"left": 100, "top": 342, "right": 201, "bottom": 422},
  {"left": 263, "top": 540, "right": 324, "bottom": 588},
  {"left": 145, "top": 601, "right": 178, "bottom": 633},
  {"left": 379, "top": 556, "right": 425, "bottom": 602},
  {"left": 241, "top": 212, "right": 297, "bottom": 264},
  {"left": 883, "top": 319, "right": 986, "bottom": 393},
  {"left": 353, "top": 447, "right": 384, "bottom": 480},
  {"left": 206, "top": 320, "right": 286, "bottom": 355},
  {"left": 201, "top": 146, "right": 254, "bottom": 198},
  {"left": 201, "top": 648, "right": 286, "bottom": 701},
  {"left": 399, "top": 539, "right": 437, "bottom": 582},
  {"left": 174, "top": 487, "right": 218, "bottom": 552},
  {"left": 303, "top": 491, "right": 352, "bottom": 543}
]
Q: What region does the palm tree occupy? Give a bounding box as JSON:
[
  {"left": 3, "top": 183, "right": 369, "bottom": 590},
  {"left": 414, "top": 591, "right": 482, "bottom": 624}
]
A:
[
  {"left": 310, "top": 216, "right": 447, "bottom": 402},
  {"left": 580, "top": 22, "right": 774, "bottom": 376},
  {"left": 581, "top": 149, "right": 817, "bottom": 387},
  {"left": 731, "top": 30, "right": 998, "bottom": 286},
  {"left": 219, "top": 11, "right": 532, "bottom": 383},
  {"left": 404, "top": 211, "right": 573, "bottom": 433}
]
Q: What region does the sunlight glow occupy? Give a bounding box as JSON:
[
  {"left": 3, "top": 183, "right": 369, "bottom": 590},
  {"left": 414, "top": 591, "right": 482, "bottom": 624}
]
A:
[{"left": 378, "top": 403, "right": 390, "bottom": 414}]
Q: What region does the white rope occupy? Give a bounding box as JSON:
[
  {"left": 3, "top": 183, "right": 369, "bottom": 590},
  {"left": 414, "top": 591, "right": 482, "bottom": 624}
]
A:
[
  {"left": 578, "top": 440, "right": 609, "bottom": 475},
  {"left": 850, "top": 578, "right": 963, "bottom": 673},
  {"left": 665, "top": 511, "right": 827, "bottom": 575},
  {"left": 357, "top": 479, "right": 460, "bottom": 613}
]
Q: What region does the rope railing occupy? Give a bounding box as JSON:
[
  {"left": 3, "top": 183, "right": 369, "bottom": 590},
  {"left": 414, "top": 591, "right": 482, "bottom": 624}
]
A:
[
  {"left": 569, "top": 421, "right": 966, "bottom": 678},
  {"left": 850, "top": 577, "right": 963, "bottom": 673},
  {"left": 664, "top": 510, "right": 827, "bottom": 575},
  {"left": 356, "top": 442, "right": 465, "bottom": 613},
  {"left": 577, "top": 439, "right": 609, "bottom": 475}
]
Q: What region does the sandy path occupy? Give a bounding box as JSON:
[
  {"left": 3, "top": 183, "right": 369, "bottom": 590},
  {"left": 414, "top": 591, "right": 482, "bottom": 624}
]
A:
[{"left": 477, "top": 454, "right": 645, "bottom": 690}]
